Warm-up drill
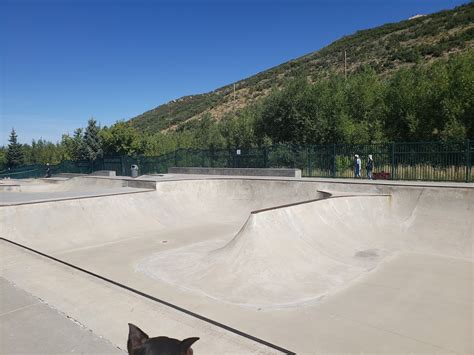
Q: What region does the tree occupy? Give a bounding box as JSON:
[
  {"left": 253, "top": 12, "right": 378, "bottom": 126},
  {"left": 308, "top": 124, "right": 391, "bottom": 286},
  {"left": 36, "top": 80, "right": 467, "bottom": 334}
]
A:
[
  {"left": 194, "top": 114, "right": 225, "bottom": 150},
  {"left": 385, "top": 68, "right": 420, "bottom": 141},
  {"left": 442, "top": 51, "right": 474, "bottom": 139},
  {"left": 0, "top": 147, "right": 6, "bottom": 170},
  {"left": 440, "top": 118, "right": 467, "bottom": 142},
  {"left": 257, "top": 76, "right": 317, "bottom": 145},
  {"left": 220, "top": 110, "right": 257, "bottom": 149},
  {"left": 345, "top": 67, "right": 386, "bottom": 143},
  {"left": 61, "top": 128, "right": 87, "bottom": 161},
  {"left": 83, "top": 118, "right": 103, "bottom": 160},
  {"left": 26, "top": 138, "right": 64, "bottom": 165},
  {"left": 310, "top": 73, "right": 349, "bottom": 144},
  {"left": 101, "top": 121, "right": 142, "bottom": 156},
  {"left": 5, "top": 128, "right": 24, "bottom": 168}
]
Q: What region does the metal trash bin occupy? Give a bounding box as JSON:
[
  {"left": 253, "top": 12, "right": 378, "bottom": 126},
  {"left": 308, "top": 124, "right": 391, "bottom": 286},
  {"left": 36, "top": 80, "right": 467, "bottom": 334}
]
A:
[{"left": 131, "top": 164, "right": 139, "bottom": 178}]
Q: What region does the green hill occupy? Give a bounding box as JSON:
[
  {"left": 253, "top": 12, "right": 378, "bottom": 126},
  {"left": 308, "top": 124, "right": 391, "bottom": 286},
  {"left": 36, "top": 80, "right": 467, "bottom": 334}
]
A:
[{"left": 129, "top": 3, "right": 474, "bottom": 133}]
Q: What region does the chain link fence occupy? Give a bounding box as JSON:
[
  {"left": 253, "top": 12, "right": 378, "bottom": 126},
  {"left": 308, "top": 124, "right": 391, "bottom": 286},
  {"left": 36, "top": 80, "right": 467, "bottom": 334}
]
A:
[{"left": 1, "top": 140, "right": 472, "bottom": 182}]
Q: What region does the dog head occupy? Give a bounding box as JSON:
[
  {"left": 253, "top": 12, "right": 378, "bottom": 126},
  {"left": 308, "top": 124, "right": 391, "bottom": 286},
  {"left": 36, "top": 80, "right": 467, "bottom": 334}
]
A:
[{"left": 127, "top": 323, "right": 199, "bottom": 355}]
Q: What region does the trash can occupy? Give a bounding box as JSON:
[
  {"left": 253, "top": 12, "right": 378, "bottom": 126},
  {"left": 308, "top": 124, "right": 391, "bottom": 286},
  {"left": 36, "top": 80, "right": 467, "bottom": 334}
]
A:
[{"left": 131, "top": 164, "right": 139, "bottom": 178}]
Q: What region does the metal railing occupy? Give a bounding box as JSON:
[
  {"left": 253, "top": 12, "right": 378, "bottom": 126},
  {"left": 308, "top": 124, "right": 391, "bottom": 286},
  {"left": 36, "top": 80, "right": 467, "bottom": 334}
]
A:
[{"left": 1, "top": 140, "right": 472, "bottom": 182}]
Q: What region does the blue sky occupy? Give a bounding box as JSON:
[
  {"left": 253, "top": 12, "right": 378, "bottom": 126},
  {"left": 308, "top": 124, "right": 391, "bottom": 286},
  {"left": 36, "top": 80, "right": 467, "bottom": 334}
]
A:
[{"left": 0, "top": 0, "right": 468, "bottom": 145}]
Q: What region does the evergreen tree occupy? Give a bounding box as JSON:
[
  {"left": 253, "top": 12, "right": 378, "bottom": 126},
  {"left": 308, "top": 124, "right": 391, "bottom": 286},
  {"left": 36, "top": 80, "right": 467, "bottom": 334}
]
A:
[
  {"left": 0, "top": 147, "right": 7, "bottom": 170},
  {"left": 5, "top": 128, "right": 24, "bottom": 168},
  {"left": 73, "top": 128, "right": 87, "bottom": 160},
  {"left": 61, "top": 128, "right": 86, "bottom": 161},
  {"left": 83, "top": 118, "right": 103, "bottom": 160}
]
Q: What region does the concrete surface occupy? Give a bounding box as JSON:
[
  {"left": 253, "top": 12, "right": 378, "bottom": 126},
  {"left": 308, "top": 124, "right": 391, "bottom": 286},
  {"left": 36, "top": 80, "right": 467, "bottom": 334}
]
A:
[
  {"left": 168, "top": 167, "right": 302, "bottom": 178},
  {"left": 0, "top": 277, "right": 123, "bottom": 354},
  {"left": 0, "top": 184, "right": 21, "bottom": 192},
  {"left": 0, "top": 188, "right": 153, "bottom": 206},
  {"left": 142, "top": 173, "right": 474, "bottom": 188},
  {"left": 90, "top": 170, "right": 117, "bottom": 177},
  {"left": 0, "top": 176, "right": 155, "bottom": 206},
  {"left": 0, "top": 175, "right": 473, "bottom": 354},
  {"left": 0, "top": 243, "right": 280, "bottom": 354}
]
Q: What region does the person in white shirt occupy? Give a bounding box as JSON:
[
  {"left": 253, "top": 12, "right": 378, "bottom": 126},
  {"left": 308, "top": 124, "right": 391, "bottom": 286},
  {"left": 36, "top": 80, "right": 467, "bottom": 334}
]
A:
[{"left": 354, "top": 154, "right": 361, "bottom": 178}]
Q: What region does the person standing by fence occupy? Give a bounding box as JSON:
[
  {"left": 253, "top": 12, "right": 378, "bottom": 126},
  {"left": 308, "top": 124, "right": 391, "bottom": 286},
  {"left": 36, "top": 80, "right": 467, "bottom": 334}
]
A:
[
  {"left": 366, "top": 154, "right": 374, "bottom": 180},
  {"left": 354, "top": 154, "right": 361, "bottom": 178},
  {"left": 44, "top": 163, "right": 52, "bottom": 178}
]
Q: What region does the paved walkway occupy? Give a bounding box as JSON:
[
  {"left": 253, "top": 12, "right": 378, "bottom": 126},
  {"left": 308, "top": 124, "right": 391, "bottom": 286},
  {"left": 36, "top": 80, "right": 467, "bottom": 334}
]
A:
[{"left": 0, "top": 277, "right": 124, "bottom": 354}]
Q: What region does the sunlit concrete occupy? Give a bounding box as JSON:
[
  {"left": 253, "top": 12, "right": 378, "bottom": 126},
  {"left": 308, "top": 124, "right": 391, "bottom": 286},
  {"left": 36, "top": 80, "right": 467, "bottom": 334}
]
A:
[
  {"left": 1, "top": 175, "right": 472, "bottom": 354},
  {"left": 0, "top": 277, "right": 123, "bottom": 354}
]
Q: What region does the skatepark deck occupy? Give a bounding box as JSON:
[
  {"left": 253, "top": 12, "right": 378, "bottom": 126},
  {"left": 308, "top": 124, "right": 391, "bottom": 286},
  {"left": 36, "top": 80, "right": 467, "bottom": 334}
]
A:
[{"left": 0, "top": 176, "right": 472, "bottom": 354}]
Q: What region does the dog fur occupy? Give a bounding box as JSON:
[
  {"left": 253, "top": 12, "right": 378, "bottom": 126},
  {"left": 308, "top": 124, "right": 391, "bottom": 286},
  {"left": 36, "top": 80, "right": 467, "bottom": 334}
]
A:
[{"left": 127, "top": 323, "right": 199, "bottom": 355}]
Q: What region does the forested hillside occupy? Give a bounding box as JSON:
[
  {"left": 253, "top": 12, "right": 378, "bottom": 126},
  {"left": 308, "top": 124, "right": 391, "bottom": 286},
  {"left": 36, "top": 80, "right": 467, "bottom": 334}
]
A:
[{"left": 129, "top": 2, "right": 474, "bottom": 133}]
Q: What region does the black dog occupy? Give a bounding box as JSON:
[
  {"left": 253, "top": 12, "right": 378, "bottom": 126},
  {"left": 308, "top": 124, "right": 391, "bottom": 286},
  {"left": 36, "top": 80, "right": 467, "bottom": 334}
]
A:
[{"left": 127, "top": 323, "right": 199, "bottom": 355}]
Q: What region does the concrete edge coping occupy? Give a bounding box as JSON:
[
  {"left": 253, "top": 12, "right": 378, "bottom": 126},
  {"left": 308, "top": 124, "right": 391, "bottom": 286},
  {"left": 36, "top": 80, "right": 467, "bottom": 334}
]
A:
[
  {"left": 0, "top": 189, "right": 155, "bottom": 207},
  {"left": 74, "top": 175, "right": 158, "bottom": 188},
  {"left": 150, "top": 175, "right": 474, "bottom": 189},
  {"left": 29, "top": 173, "right": 474, "bottom": 189},
  {"left": 302, "top": 178, "right": 474, "bottom": 189},
  {"left": 4, "top": 175, "right": 471, "bottom": 208},
  {"left": 251, "top": 191, "right": 391, "bottom": 214}
]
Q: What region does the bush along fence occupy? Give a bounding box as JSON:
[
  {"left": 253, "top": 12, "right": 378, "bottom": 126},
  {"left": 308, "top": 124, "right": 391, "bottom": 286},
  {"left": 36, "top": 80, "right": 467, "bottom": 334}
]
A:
[{"left": 1, "top": 140, "right": 473, "bottom": 182}]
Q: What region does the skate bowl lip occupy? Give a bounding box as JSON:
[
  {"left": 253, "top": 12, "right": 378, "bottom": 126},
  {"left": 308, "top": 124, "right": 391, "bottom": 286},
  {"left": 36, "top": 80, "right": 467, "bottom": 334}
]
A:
[
  {"left": 0, "top": 176, "right": 158, "bottom": 206},
  {"left": 250, "top": 190, "right": 392, "bottom": 214},
  {"left": 0, "top": 188, "right": 155, "bottom": 207},
  {"left": 2, "top": 175, "right": 471, "bottom": 207},
  {"left": 5, "top": 173, "right": 474, "bottom": 188},
  {"left": 149, "top": 174, "right": 474, "bottom": 190}
]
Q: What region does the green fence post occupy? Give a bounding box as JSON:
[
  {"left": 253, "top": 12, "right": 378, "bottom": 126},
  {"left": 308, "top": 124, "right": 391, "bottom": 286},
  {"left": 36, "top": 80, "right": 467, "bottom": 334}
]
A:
[
  {"left": 263, "top": 147, "right": 268, "bottom": 168},
  {"left": 121, "top": 156, "right": 126, "bottom": 176},
  {"left": 466, "top": 139, "right": 471, "bottom": 183},
  {"left": 332, "top": 144, "right": 336, "bottom": 178},
  {"left": 307, "top": 146, "right": 312, "bottom": 177},
  {"left": 391, "top": 142, "right": 395, "bottom": 180}
]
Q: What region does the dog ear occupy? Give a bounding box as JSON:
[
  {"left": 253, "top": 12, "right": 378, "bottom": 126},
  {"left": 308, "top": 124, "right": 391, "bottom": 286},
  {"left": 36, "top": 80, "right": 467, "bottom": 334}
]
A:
[
  {"left": 180, "top": 337, "right": 199, "bottom": 354},
  {"left": 127, "top": 323, "right": 149, "bottom": 353}
]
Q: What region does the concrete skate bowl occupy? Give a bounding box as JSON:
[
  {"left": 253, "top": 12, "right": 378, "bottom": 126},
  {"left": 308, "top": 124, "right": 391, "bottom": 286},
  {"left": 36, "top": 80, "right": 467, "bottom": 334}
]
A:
[
  {"left": 137, "top": 183, "right": 474, "bottom": 308},
  {"left": 0, "top": 179, "right": 328, "bottom": 253},
  {"left": 1, "top": 178, "right": 473, "bottom": 309},
  {"left": 2, "top": 177, "right": 473, "bottom": 354}
]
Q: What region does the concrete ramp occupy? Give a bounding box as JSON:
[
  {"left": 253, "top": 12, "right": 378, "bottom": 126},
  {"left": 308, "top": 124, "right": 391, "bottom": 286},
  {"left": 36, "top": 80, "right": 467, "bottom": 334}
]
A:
[
  {"left": 137, "top": 195, "right": 397, "bottom": 307},
  {"left": 137, "top": 188, "right": 474, "bottom": 308}
]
